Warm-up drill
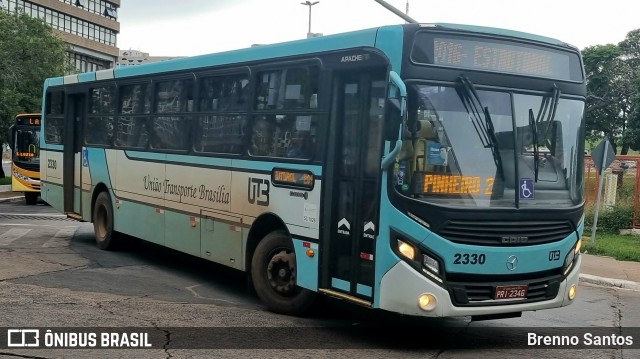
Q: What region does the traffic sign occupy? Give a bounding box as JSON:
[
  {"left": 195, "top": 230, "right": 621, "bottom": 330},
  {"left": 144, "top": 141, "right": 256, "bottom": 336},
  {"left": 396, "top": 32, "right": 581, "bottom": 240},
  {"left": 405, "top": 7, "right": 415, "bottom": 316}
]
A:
[{"left": 591, "top": 138, "right": 615, "bottom": 175}]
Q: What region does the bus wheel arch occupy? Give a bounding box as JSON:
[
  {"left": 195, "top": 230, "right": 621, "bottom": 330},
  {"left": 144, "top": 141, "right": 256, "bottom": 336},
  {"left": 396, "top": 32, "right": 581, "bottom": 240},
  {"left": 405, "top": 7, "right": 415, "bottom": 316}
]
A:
[{"left": 247, "top": 214, "right": 315, "bottom": 315}]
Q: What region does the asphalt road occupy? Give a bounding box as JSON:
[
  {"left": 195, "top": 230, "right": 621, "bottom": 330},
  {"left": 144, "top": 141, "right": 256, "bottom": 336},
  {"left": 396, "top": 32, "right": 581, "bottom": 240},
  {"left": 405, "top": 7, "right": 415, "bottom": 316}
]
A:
[{"left": 0, "top": 198, "right": 638, "bottom": 358}]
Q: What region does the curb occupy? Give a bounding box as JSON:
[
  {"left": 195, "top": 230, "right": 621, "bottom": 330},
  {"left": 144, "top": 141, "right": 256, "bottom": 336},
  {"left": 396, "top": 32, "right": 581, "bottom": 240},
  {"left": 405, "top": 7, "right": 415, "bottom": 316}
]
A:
[
  {"left": 0, "top": 196, "right": 22, "bottom": 202},
  {"left": 579, "top": 273, "right": 640, "bottom": 292}
]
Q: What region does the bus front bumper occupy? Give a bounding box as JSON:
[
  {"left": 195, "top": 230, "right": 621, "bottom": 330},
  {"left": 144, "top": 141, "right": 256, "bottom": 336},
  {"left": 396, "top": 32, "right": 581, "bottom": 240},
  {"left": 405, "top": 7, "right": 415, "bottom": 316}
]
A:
[{"left": 378, "top": 253, "right": 582, "bottom": 317}]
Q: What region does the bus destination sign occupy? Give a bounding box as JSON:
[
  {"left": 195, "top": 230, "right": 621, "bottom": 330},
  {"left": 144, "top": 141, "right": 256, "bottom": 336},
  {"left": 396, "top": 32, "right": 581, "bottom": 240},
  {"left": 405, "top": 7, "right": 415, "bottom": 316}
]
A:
[
  {"left": 415, "top": 173, "right": 495, "bottom": 196},
  {"left": 16, "top": 117, "right": 41, "bottom": 126},
  {"left": 271, "top": 168, "right": 315, "bottom": 190},
  {"left": 411, "top": 32, "right": 579, "bottom": 80}
]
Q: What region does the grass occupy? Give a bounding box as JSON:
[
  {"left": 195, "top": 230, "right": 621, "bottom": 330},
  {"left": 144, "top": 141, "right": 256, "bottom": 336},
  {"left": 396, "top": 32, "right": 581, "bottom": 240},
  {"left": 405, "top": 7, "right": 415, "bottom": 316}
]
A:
[
  {"left": 582, "top": 234, "right": 640, "bottom": 262},
  {"left": 0, "top": 177, "right": 11, "bottom": 186}
]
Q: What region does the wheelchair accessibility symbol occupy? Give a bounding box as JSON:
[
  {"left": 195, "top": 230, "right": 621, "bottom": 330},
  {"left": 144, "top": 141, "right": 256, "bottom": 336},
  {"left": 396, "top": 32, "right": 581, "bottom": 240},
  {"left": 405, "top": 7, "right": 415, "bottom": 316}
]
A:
[{"left": 519, "top": 178, "right": 534, "bottom": 200}]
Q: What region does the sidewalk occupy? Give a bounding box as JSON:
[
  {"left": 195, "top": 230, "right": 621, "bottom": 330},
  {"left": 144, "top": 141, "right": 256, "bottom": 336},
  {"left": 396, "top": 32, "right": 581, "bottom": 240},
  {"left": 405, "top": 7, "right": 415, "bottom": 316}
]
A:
[
  {"left": 580, "top": 253, "right": 640, "bottom": 291},
  {"left": 0, "top": 184, "right": 638, "bottom": 291}
]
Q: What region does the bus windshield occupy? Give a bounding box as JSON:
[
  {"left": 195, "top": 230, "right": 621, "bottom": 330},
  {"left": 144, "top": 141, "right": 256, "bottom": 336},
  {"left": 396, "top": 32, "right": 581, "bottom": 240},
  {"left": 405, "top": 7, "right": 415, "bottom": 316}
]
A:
[
  {"left": 395, "top": 83, "right": 585, "bottom": 208},
  {"left": 13, "top": 127, "right": 41, "bottom": 164}
]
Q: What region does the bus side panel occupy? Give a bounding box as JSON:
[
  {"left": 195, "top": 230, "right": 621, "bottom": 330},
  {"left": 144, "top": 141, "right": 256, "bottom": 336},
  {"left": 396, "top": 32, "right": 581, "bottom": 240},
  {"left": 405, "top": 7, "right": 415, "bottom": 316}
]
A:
[
  {"left": 110, "top": 151, "right": 165, "bottom": 246},
  {"left": 229, "top": 169, "right": 322, "bottom": 235},
  {"left": 201, "top": 211, "right": 244, "bottom": 270},
  {"left": 293, "top": 238, "right": 319, "bottom": 291},
  {"left": 164, "top": 160, "right": 232, "bottom": 256},
  {"left": 72, "top": 151, "right": 82, "bottom": 214},
  {"left": 116, "top": 200, "right": 165, "bottom": 246},
  {"left": 40, "top": 149, "right": 65, "bottom": 214},
  {"left": 165, "top": 210, "right": 200, "bottom": 257},
  {"left": 81, "top": 151, "right": 92, "bottom": 221},
  {"left": 81, "top": 148, "right": 111, "bottom": 221}
]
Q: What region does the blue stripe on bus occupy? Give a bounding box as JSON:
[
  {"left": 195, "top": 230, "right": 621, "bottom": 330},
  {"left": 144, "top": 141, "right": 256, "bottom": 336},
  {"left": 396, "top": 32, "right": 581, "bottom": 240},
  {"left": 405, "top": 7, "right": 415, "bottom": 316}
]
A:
[
  {"left": 78, "top": 72, "right": 96, "bottom": 83},
  {"left": 124, "top": 151, "right": 323, "bottom": 176},
  {"left": 356, "top": 284, "right": 372, "bottom": 297},
  {"left": 47, "top": 78, "right": 64, "bottom": 87},
  {"left": 87, "top": 148, "right": 112, "bottom": 189},
  {"left": 331, "top": 278, "right": 350, "bottom": 292}
]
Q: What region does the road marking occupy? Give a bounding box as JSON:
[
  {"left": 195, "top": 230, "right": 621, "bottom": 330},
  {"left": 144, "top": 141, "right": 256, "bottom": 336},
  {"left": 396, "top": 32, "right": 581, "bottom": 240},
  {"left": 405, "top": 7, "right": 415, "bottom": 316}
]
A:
[
  {"left": 42, "top": 227, "right": 78, "bottom": 247},
  {"left": 0, "top": 228, "right": 32, "bottom": 246}
]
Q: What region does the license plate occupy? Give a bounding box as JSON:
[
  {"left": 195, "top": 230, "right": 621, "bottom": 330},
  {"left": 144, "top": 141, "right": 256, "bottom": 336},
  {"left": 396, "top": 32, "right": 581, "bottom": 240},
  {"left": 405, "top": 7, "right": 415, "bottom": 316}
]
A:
[{"left": 494, "top": 285, "right": 528, "bottom": 300}]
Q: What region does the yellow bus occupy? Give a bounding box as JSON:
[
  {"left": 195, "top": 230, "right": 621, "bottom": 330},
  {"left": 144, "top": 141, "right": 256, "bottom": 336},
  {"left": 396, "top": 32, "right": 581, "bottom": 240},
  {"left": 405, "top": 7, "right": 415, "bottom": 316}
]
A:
[{"left": 8, "top": 113, "right": 41, "bottom": 205}]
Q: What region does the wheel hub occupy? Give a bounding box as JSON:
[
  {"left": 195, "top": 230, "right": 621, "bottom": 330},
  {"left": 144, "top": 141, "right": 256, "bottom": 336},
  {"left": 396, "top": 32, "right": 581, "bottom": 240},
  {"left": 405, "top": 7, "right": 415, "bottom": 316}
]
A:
[{"left": 267, "top": 250, "right": 297, "bottom": 294}]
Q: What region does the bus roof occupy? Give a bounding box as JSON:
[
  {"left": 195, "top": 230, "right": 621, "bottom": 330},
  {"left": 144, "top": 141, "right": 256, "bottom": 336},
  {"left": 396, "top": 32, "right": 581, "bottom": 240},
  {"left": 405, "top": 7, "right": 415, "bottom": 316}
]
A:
[
  {"left": 45, "top": 23, "right": 575, "bottom": 87},
  {"left": 15, "top": 113, "right": 41, "bottom": 118}
]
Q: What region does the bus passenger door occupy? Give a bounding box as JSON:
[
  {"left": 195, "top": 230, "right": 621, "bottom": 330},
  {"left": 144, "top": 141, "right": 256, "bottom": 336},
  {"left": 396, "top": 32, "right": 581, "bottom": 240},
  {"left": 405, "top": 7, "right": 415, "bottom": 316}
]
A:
[
  {"left": 63, "top": 93, "right": 85, "bottom": 215},
  {"left": 322, "top": 69, "right": 386, "bottom": 303}
]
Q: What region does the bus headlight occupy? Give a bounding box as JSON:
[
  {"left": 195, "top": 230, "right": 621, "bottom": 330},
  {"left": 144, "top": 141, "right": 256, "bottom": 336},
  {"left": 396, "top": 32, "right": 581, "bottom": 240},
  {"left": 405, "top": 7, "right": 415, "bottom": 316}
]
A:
[
  {"left": 418, "top": 293, "right": 437, "bottom": 311},
  {"left": 394, "top": 235, "right": 443, "bottom": 282},
  {"left": 397, "top": 240, "right": 416, "bottom": 260},
  {"left": 563, "top": 239, "right": 581, "bottom": 275},
  {"left": 422, "top": 254, "right": 440, "bottom": 274},
  {"left": 568, "top": 284, "right": 577, "bottom": 300}
]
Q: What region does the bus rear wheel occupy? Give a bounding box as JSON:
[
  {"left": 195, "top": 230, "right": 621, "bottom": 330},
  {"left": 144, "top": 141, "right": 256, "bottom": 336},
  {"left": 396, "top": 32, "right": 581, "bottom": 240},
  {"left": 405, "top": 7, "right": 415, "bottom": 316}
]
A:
[
  {"left": 24, "top": 192, "right": 38, "bottom": 205},
  {"left": 251, "top": 230, "right": 315, "bottom": 315},
  {"left": 93, "top": 191, "right": 119, "bottom": 250}
]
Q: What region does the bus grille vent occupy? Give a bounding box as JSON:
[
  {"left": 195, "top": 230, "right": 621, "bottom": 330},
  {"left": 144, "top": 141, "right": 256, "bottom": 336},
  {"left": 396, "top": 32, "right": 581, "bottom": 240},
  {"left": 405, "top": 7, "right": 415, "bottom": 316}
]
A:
[{"left": 437, "top": 220, "right": 574, "bottom": 246}]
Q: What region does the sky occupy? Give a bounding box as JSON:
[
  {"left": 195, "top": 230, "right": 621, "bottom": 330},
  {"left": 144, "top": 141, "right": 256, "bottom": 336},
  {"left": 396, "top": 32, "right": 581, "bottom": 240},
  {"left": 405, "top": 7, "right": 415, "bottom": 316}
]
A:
[{"left": 117, "top": 0, "right": 639, "bottom": 57}]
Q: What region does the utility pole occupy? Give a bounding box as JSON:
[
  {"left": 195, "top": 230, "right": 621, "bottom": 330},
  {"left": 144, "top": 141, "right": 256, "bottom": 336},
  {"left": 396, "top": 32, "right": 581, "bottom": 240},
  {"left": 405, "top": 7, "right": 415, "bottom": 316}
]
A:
[
  {"left": 301, "top": 1, "right": 319, "bottom": 38},
  {"left": 373, "top": 0, "right": 418, "bottom": 24},
  {"left": 405, "top": 0, "right": 409, "bottom": 23}
]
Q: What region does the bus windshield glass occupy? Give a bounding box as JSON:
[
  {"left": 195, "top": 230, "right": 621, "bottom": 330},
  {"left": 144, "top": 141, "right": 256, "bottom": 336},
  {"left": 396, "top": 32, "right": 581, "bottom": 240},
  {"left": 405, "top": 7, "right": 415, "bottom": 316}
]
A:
[
  {"left": 395, "top": 84, "right": 585, "bottom": 208},
  {"left": 13, "top": 127, "right": 41, "bottom": 164}
]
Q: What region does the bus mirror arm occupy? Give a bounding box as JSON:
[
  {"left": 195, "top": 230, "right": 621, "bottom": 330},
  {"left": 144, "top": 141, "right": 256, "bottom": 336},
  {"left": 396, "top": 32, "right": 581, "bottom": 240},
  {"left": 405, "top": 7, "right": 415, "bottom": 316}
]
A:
[
  {"left": 388, "top": 71, "right": 407, "bottom": 116},
  {"left": 381, "top": 71, "right": 407, "bottom": 171}
]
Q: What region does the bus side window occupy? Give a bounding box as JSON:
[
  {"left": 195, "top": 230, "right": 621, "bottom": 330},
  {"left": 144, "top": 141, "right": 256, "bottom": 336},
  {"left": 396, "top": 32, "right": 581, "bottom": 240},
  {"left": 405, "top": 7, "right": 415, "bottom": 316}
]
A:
[
  {"left": 255, "top": 66, "right": 319, "bottom": 111},
  {"left": 250, "top": 116, "right": 275, "bottom": 156}
]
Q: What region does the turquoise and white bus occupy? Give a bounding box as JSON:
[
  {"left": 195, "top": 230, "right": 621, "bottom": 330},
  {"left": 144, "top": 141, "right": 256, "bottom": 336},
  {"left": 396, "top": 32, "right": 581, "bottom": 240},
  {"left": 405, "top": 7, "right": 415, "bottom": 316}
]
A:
[{"left": 40, "top": 23, "right": 586, "bottom": 319}]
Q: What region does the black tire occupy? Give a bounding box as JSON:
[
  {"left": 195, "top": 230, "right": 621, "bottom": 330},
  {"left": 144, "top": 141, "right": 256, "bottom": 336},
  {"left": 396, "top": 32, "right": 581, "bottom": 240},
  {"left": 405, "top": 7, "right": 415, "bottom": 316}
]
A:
[
  {"left": 93, "top": 191, "right": 119, "bottom": 250},
  {"left": 24, "top": 192, "right": 38, "bottom": 205},
  {"left": 251, "top": 230, "right": 316, "bottom": 315}
]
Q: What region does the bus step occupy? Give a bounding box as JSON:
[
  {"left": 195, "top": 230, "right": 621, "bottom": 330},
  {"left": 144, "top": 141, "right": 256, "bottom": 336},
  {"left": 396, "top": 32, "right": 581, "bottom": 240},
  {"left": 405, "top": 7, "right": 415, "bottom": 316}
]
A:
[
  {"left": 66, "top": 212, "right": 84, "bottom": 222},
  {"left": 318, "top": 288, "right": 372, "bottom": 307}
]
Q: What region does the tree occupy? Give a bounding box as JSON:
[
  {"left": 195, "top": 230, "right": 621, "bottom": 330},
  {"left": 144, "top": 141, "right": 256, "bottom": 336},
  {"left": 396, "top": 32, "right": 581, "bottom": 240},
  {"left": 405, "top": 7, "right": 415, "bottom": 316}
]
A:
[
  {"left": 619, "top": 30, "right": 640, "bottom": 151},
  {"left": 0, "top": 11, "right": 69, "bottom": 177},
  {"left": 583, "top": 29, "right": 640, "bottom": 154}
]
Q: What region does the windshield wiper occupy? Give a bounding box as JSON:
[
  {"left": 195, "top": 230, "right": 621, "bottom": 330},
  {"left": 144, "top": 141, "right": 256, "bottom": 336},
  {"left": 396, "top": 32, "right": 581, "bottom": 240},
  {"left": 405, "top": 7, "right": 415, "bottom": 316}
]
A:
[
  {"left": 542, "top": 85, "right": 560, "bottom": 143},
  {"left": 529, "top": 109, "right": 539, "bottom": 182},
  {"left": 530, "top": 86, "right": 561, "bottom": 182},
  {"left": 536, "top": 85, "right": 561, "bottom": 147},
  {"left": 456, "top": 76, "right": 504, "bottom": 180}
]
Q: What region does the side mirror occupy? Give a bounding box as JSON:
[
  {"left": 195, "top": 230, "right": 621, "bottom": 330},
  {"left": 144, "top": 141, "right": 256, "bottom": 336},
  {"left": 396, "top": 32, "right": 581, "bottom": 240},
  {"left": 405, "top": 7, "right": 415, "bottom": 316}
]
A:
[
  {"left": 381, "top": 71, "right": 407, "bottom": 171},
  {"left": 7, "top": 125, "right": 15, "bottom": 151}
]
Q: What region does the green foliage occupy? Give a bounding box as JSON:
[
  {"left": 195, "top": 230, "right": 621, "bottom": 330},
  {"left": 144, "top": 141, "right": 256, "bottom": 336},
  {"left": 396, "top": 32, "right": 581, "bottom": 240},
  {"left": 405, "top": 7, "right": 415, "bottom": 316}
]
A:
[
  {"left": 0, "top": 11, "right": 69, "bottom": 144},
  {"left": 585, "top": 205, "right": 634, "bottom": 234},
  {"left": 583, "top": 29, "right": 640, "bottom": 154},
  {"left": 583, "top": 234, "right": 640, "bottom": 262}
]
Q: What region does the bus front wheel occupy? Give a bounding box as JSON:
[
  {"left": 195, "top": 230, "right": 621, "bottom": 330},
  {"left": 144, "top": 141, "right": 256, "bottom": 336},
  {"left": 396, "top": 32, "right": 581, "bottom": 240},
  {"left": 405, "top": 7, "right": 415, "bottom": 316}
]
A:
[
  {"left": 251, "top": 230, "right": 315, "bottom": 315},
  {"left": 93, "top": 191, "right": 118, "bottom": 250},
  {"left": 24, "top": 192, "right": 38, "bottom": 205}
]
